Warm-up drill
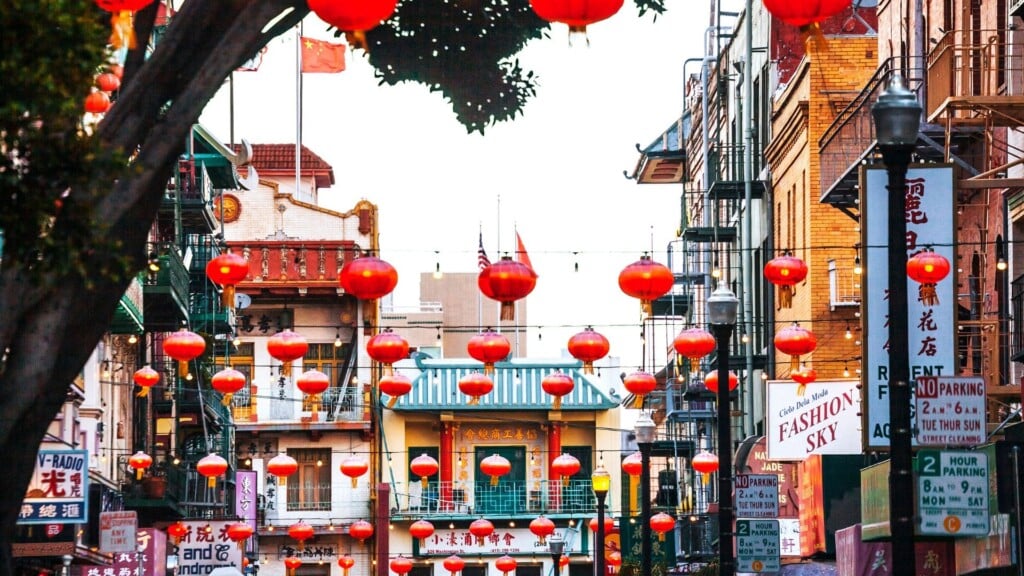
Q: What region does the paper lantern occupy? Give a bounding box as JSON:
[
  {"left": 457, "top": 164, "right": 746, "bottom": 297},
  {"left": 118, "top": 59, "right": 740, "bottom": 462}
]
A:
[
  {"left": 296, "top": 369, "right": 330, "bottom": 419},
  {"left": 96, "top": 72, "right": 121, "bottom": 93},
  {"left": 467, "top": 330, "right": 511, "bottom": 374},
  {"left": 529, "top": 516, "right": 555, "bottom": 545},
  {"left": 366, "top": 330, "right": 409, "bottom": 374},
  {"left": 458, "top": 372, "right": 494, "bottom": 405},
  {"left": 205, "top": 252, "right": 249, "bottom": 309},
  {"left": 267, "top": 453, "right": 299, "bottom": 481},
  {"left": 338, "top": 555, "right": 356, "bottom": 576},
  {"left": 95, "top": 0, "right": 154, "bottom": 48},
  {"left": 127, "top": 451, "right": 152, "bottom": 480},
  {"left": 618, "top": 255, "right": 673, "bottom": 314},
  {"left": 495, "top": 555, "right": 518, "bottom": 576},
  {"left": 907, "top": 248, "right": 951, "bottom": 307},
  {"left": 349, "top": 519, "right": 374, "bottom": 542},
  {"left": 588, "top": 516, "right": 615, "bottom": 534},
  {"left": 196, "top": 453, "right": 227, "bottom": 488},
  {"left": 409, "top": 519, "right": 435, "bottom": 546},
  {"left": 341, "top": 454, "right": 369, "bottom": 488},
  {"left": 764, "top": 253, "right": 808, "bottom": 308},
  {"left": 607, "top": 551, "right": 622, "bottom": 568},
  {"left": 339, "top": 255, "right": 399, "bottom": 300},
  {"left": 210, "top": 368, "right": 246, "bottom": 406},
  {"left": 478, "top": 256, "right": 537, "bottom": 320},
  {"left": 551, "top": 453, "right": 581, "bottom": 482},
  {"left": 691, "top": 451, "right": 718, "bottom": 484},
  {"left": 226, "top": 523, "right": 254, "bottom": 551},
  {"left": 480, "top": 454, "right": 511, "bottom": 486},
  {"left": 163, "top": 329, "right": 205, "bottom": 378},
  {"left": 704, "top": 370, "right": 738, "bottom": 393},
  {"left": 166, "top": 521, "right": 188, "bottom": 544},
  {"left": 132, "top": 366, "right": 159, "bottom": 397},
  {"left": 623, "top": 371, "right": 657, "bottom": 409},
  {"left": 621, "top": 452, "right": 643, "bottom": 479},
  {"left": 469, "top": 518, "right": 495, "bottom": 546},
  {"left": 391, "top": 556, "right": 414, "bottom": 576},
  {"left": 567, "top": 327, "right": 609, "bottom": 374},
  {"left": 529, "top": 0, "right": 623, "bottom": 34},
  {"left": 792, "top": 367, "right": 817, "bottom": 396},
  {"left": 763, "top": 0, "right": 852, "bottom": 27},
  {"left": 307, "top": 0, "right": 398, "bottom": 50},
  {"left": 267, "top": 329, "right": 308, "bottom": 376},
  {"left": 284, "top": 556, "right": 302, "bottom": 575},
  {"left": 774, "top": 324, "right": 817, "bottom": 371},
  {"left": 673, "top": 327, "right": 716, "bottom": 371},
  {"left": 649, "top": 512, "right": 675, "bottom": 541},
  {"left": 380, "top": 373, "right": 413, "bottom": 408},
  {"left": 410, "top": 453, "right": 439, "bottom": 488},
  {"left": 541, "top": 371, "right": 574, "bottom": 410},
  {"left": 289, "top": 521, "right": 315, "bottom": 550},
  {"left": 443, "top": 555, "right": 465, "bottom": 576}
]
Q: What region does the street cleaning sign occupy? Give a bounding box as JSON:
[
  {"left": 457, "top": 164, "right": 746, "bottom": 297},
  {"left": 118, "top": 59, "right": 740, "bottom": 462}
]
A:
[
  {"left": 736, "top": 519, "right": 780, "bottom": 573},
  {"left": 914, "top": 376, "right": 985, "bottom": 447},
  {"left": 917, "top": 450, "right": 989, "bottom": 536},
  {"left": 735, "top": 474, "right": 779, "bottom": 519}
]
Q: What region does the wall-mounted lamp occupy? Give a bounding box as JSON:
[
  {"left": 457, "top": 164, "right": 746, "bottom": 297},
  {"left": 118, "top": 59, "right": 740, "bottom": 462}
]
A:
[
  {"left": 147, "top": 252, "right": 161, "bottom": 273},
  {"left": 127, "top": 334, "right": 138, "bottom": 345}
]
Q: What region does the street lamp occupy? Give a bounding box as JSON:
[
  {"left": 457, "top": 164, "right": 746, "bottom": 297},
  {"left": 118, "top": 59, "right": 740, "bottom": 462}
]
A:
[
  {"left": 707, "top": 284, "right": 738, "bottom": 576},
  {"left": 592, "top": 465, "right": 611, "bottom": 576},
  {"left": 634, "top": 412, "right": 656, "bottom": 576},
  {"left": 550, "top": 532, "right": 565, "bottom": 576},
  {"left": 871, "top": 73, "right": 921, "bottom": 574}
]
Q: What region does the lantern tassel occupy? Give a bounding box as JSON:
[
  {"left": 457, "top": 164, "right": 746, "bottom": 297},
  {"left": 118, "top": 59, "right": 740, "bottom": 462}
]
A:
[
  {"left": 312, "top": 395, "right": 319, "bottom": 421},
  {"left": 384, "top": 364, "right": 394, "bottom": 376},
  {"left": 137, "top": 387, "right": 149, "bottom": 398},
  {"left": 222, "top": 285, "right": 236, "bottom": 309},
  {"left": 221, "top": 393, "right": 233, "bottom": 407},
  {"left": 658, "top": 533, "right": 666, "bottom": 542},
  {"left": 797, "top": 383, "right": 807, "bottom": 397},
  {"left": 421, "top": 476, "right": 428, "bottom": 489},
  {"left": 351, "top": 477, "right": 359, "bottom": 489},
  {"left": 689, "top": 358, "right": 699, "bottom": 372},
  {"left": 109, "top": 11, "right": 136, "bottom": 50},
  {"left": 790, "top": 355, "right": 800, "bottom": 372},
  {"left": 552, "top": 397, "right": 562, "bottom": 410},
  {"left": 500, "top": 302, "right": 515, "bottom": 321},
  {"left": 631, "top": 394, "right": 644, "bottom": 409},
  {"left": 779, "top": 286, "right": 794, "bottom": 308},
  {"left": 491, "top": 475, "right": 499, "bottom": 486},
  {"left": 136, "top": 468, "right": 143, "bottom": 481},
  {"left": 207, "top": 476, "right": 216, "bottom": 489},
  {"left": 641, "top": 299, "right": 653, "bottom": 316},
  {"left": 281, "top": 362, "right": 291, "bottom": 377},
  {"left": 386, "top": 395, "right": 398, "bottom": 409},
  {"left": 484, "top": 363, "right": 495, "bottom": 376},
  {"left": 469, "top": 397, "right": 480, "bottom": 406},
  {"left": 179, "top": 360, "right": 189, "bottom": 378},
  {"left": 538, "top": 535, "right": 547, "bottom": 546},
  {"left": 801, "top": 22, "right": 829, "bottom": 55},
  {"left": 700, "top": 472, "right": 710, "bottom": 485},
  {"left": 583, "top": 361, "right": 594, "bottom": 375},
  {"left": 918, "top": 283, "right": 939, "bottom": 306},
  {"left": 345, "top": 30, "right": 369, "bottom": 52}
]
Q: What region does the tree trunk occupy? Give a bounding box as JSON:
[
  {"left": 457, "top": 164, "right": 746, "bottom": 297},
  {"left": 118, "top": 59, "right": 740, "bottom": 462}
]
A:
[{"left": 0, "top": 0, "right": 307, "bottom": 567}]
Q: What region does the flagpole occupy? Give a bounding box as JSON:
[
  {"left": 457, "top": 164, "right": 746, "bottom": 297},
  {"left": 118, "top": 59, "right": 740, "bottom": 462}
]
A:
[
  {"left": 478, "top": 223, "right": 483, "bottom": 332},
  {"left": 495, "top": 194, "right": 502, "bottom": 335},
  {"left": 513, "top": 221, "right": 520, "bottom": 358},
  {"left": 295, "top": 25, "right": 302, "bottom": 200}
]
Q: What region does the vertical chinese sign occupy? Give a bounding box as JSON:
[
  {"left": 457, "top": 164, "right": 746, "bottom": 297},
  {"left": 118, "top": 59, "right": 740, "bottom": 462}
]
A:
[
  {"left": 236, "top": 470, "right": 258, "bottom": 554},
  {"left": 19, "top": 449, "right": 89, "bottom": 524},
  {"left": 862, "top": 165, "right": 956, "bottom": 450}
]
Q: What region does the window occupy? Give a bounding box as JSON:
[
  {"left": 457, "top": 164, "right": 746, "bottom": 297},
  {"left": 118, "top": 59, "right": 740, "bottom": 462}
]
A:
[
  {"left": 286, "top": 448, "right": 331, "bottom": 511},
  {"left": 302, "top": 343, "right": 351, "bottom": 412},
  {"left": 217, "top": 343, "right": 254, "bottom": 419}
]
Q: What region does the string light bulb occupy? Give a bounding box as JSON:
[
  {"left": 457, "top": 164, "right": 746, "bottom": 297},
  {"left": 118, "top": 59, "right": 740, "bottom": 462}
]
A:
[
  {"left": 741, "top": 331, "right": 750, "bottom": 344},
  {"left": 433, "top": 251, "right": 443, "bottom": 279},
  {"left": 711, "top": 258, "right": 722, "bottom": 279},
  {"left": 334, "top": 329, "right": 342, "bottom": 348},
  {"left": 845, "top": 323, "right": 853, "bottom": 340},
  {"left": 127, "top": 334, "right": 138, "bottom": 345},
  {"left": 233, "top": 332, "right": 241, "bottom": 347},
  {"left": 997, "top": 256, "right": 1008, "bottom": 271},
  {"left": 853, "top": 254, "right": 862, "bottom": 275},
  {"left": 843, "top": 363, "right": 850, "bottom": 378}
]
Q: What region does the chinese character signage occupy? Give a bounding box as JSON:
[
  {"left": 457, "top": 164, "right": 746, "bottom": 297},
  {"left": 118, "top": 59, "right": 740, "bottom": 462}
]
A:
[
  {"left": 766, "top": 380, "right": 862, "bottom": 459},
  {"left": 175, "top": 521, "right": 244, "bottom": 572},
  {"left": 421, "top": 527, "right": 581, "bottom": 556},
  {"left": 862, "top": 165, "right": 956, "bottom": 450},
  {"left": 100, "top": 511, "right": 138, "bottom": 553},
  {"left": 19, "top": 450, "right": 89, "bottom": 524},
  {"left": 79, "top": 527, "right": 167, "bottom": 576},
  {"left": 235, "top": 469, "right": 257, "bottom": 553}
]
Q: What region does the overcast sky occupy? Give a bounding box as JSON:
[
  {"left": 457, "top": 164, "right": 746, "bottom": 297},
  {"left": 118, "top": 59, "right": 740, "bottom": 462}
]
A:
[{"left": 199, "top": 2, "right": 727, "bottom": 370}]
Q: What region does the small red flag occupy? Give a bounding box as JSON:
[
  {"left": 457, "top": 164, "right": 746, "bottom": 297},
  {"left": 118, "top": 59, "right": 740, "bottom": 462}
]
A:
[
  {"left": 300, "top": 37, "right": 346, "bottom": 73},
  {"left": 516, "top": 231, "right": 535, "bottom": 273}
]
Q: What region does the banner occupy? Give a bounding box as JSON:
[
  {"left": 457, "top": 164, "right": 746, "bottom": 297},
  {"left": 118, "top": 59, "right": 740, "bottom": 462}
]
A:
[{"left": 19, "top": 450, "right": 89, "bottom": 524}]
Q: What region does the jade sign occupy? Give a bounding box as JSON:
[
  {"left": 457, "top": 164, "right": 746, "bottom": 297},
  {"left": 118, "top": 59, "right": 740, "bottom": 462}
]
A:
[{"left": 917, "top": 450, "right": 989, "bottom": 536}]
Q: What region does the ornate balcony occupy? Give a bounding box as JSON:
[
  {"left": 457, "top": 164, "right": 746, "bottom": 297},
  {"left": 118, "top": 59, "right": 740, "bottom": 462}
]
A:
[
  {"left": 230, "top": 240, "right": 359, "bottom": 298},
  {"left": 390, "top": 480, "right": 598, "bottom": 519}
]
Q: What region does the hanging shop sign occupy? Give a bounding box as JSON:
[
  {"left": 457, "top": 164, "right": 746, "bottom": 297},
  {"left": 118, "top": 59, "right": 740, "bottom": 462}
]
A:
[
  {"left": 421, "top": 527, "right": 582, "bottom": 556},
  {"left": 766, "top": 380, "right": 862, "bottom": 459},
  {"left": 914, "top": 376, "right": 986, "bottom": 447},
  {"left": 862, "top": 165, "right": 956, "bottom": 450},
  {"left": 18, "top": 450, "right": 89, "bottom": 524},
  {"left": 175, "top": 521, "right": 244, "bottom": 573}
]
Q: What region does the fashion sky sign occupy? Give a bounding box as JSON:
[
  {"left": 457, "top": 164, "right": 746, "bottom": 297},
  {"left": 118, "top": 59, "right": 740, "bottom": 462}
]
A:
[
  {"left": 765, "top": 380, "right": 862, "bottom": 460},
  {"left": 862, "top": 165, "right": 956, "bottom": 450}
]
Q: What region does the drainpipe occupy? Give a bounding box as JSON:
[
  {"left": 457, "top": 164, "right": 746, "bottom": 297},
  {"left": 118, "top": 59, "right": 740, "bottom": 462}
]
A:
[{"left": 742, "top": 0, "right": 756, "bottom": 439}]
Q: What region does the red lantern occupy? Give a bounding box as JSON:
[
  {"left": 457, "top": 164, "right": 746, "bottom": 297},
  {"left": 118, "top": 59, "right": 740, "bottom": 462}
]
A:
[
  {"left": 673, "top": 328, "right": 716, "bottom": 371},
  {"left": 691, "top": 451, "right": 718, "bottom": 484},
  {"left": 366, "top": 330, "right": 409, "bottom": 374},
  {"left": 166, "top": 521, "right": 188, "bottom": 544},
  {"left": 458, "top": 372, "right": 494, "bottom": 405},
  {"left": 132, "top": 366, "right": 159, "bottom": 397},
  {"left": 763, "top": 0, "right": 852, "bottom": 27},
  {"left": 650, "top": 512, "right": 675, "bottom": 541},
  {"left": 96, "top": 72, "right": 121, "bottom": 93},
  {"left": 206, "top": 252, "right": 249, "bottom": 309},
  {"left": 551, "top": 453, "right": 581, "bottom": 482},
  {"left": 566, "top": 327, "right": 609, "bottom": 374},
  {"left": 559, "top": 555, "right": 570, "bottom": 568},
  {"left": 495, "top": 555, "right": 518, "bottom": 576},
  {"left": 267, "top": 453, "right": 299, "bottom": 481},
  {"left": 296, "top": 369, "right": 330, "bottom": 419},
  {"left": 226, "top": 522, "right": 254, "bottom": 551},
  {"left": 391, "top": 556, "right": 414, "bottom": 576},
  {"left": 480, "top": 454, "right": 512, "bottom": 486},
  {"left": 704, "top": 370, "right": 738, "bottom": 393},
  {"left": 211, "top": 368, "right": 246, "bottom": 406},
  {"left": 529, "top": 0, "right": 624, "bottom": 35},
  {"left": 792, "top": 367, "right": 817, "bottom": 396},
  {"left": 307, "top": 0, "right": 398, "bottom": 50},
  {"left": 289, "top": 520, "right": 315, "bottom": 550},
  {"left": 380, "top": 373, "right": 413, "bottom": 408},
  {"left": 469, "top": 518, "right": 495, "bottom": 546},
  {"left": 339, "top": 555, "right": 356, "bottom": 576},
  {"left": 284, "top": 556, "right": 303, "bottom": 575},
  {"left": 267, "top": 330, "right": 308, "bottom": 376},
  {"left": 95, "top": 0, "right": 154, "bottom": 49},
  {"left": 623, "top": 371, "right": 657, "bottom": 409},
  {"left": 339, "top": 255, "right": 399, "bottom": 300},
  {"left": 341, "top": 454, "right": 369, "bottom": 488},
  {"left": 349, "top": 519, "right": 374, "bottom": 542},
  {"left": 478, "top": 256, "right": 537, "bottom": 320},
  {"left": 764, "top": 253, "right": 808, "bottom": 308},
  {"left": 85, "top": 91, "right": 111, "bottom": 114},
  {"left": 467, "top": 330, "right": 511, "bottom": 374},
  {"left": 774, "top": 324, "right": 817, "bottom": 371},
  {"left": 196, "top": 453, "right": 227, "bottom": 488},
  {"left": 607, "top": 551, "right": 622, "bottom": 568},
  {"left": 410, "top": 453, "right": 439, "bottom": 487},
  {"left": 128, "top": 451, "right": 152, "bottom": 480},
  {"left": 541, "top": 371, "right": 575, "bottom": 410},
  {"left": 907, "top": 248, "right": 951, "bottom": 307},
  {"left": 530, "top": 516, "right": 555, "bottom": 545},
  {"left": 163, "top": 329, "right": 205, "bottom": 378},
  {"left": 588, "top": 516, "right": 614, "bottom": 534},
  {"left": 409, "top": 519, "right": 435, "bottom": 546},
  {"left": 618, "top": 255, "right": 674, "bottom": 315},
  {"left": 443, "top": 555, "right": 465, "bottom": 576},
  {"left": 621, "top": 452, "right": 643, "bottom": 479}
]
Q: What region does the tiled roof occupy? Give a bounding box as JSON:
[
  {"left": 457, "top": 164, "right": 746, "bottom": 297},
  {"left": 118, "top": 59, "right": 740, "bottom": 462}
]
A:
[
  {"left": 391, "top": 358, "right": 619, "bottom": 411},
  {"left": 232, "top": 143, "right": 335, "bottom": 187}
]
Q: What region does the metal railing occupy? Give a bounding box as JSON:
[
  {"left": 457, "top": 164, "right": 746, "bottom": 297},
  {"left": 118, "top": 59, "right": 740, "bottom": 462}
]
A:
[
  {"left": 1008, "top": 274, "right": 1024, "bottom": 362},
  {"left": 927, "top": 29, "right": 1018, "bottom": 119},
  {"left": 391, "top": 480, "right": 598, "bottom": 516}
]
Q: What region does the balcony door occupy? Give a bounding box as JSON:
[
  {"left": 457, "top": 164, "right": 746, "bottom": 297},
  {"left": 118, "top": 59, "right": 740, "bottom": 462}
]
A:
[{"left": 474, "top": 446, "right": 526, "bottom": 515}]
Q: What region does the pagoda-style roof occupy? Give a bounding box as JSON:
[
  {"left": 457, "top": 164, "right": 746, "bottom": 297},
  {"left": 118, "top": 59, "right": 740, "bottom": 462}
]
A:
[
  {"left": 391, "top": 357, "right": 619, "bottom": 411},
  {"left": 232, "top": 143, "right": 335, "bottom": 188},
  {"left": 626, "top": 114, "right": 689, "bottom": 184}
]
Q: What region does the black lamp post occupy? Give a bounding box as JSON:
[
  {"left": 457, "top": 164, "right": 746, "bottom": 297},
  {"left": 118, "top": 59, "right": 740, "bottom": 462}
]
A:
[
  {"left": 708, "top": 284, "right": 739, "bottom": 576},
  {"left": 592, "top": 465, "right": 611, "bottom": 576},
  {"left": 550, "top": 532, "right": 565, "bottom": 576},
  {"left": 871, "top": 73, "right": 921, "bottom": 574},
  {"left": 634, "top": 413, "right": 656, "bottom": 576}
]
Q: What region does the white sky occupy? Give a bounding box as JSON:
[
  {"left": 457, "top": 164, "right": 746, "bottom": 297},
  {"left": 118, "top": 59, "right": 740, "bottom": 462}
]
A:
[{"left": 199, "top": 2, "right": 725, "bottom": 370}]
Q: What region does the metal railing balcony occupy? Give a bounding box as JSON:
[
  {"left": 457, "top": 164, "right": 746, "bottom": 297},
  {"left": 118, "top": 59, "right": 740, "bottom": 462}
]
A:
[
  {"left": 927, "top": 29, "right": 1020, "bottom": 123},
  {"left": 390, "top": 480, "right": 598, "bottom": 518}
]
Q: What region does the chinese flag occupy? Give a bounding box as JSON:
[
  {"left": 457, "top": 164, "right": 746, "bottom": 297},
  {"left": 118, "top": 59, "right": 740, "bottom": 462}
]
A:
[{"left": 300, "top": 37, "right": 346, "bottom": 73}]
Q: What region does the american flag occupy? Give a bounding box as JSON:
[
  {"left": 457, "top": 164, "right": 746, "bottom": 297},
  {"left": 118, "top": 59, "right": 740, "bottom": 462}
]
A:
[{"left": 478, "top": 232, "right": 491, "bottom": 270}]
